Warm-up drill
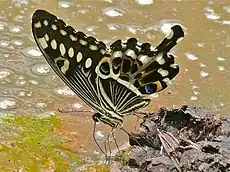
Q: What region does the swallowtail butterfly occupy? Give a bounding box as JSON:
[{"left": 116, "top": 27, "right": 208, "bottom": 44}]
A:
[{"left": 32, "top": 10, "right": 184, "bottom": 128}]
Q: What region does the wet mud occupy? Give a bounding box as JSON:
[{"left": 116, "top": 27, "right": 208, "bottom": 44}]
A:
[{"left": 112, "top": 106, "right": 230, "bottom": 172}]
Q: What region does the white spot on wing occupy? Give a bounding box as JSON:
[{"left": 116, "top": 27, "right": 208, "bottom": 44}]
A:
[
  {"left": 166, "top": 29, "right": 173, "bottom": 39},
  {"left": 61, "top": 60, "right": 70, "bottom": 74},
  {"left": 38, "top": 37, "right": 48, "bottom": 49},
  {"left": 51, "top": 39, "right": 57, "bottom": 49},
  {"left": 44, "top": 34, "right": 49, "bottom": 41},
  {"left": 125, "top": 49, "right": 137, "bottom": 59},
  {"left": 89, "top": 44, "right": 98, "bottom": 51},
  {"left": 112, "top": 51, "right": 122, "bottom": 58},
  {"left": 52, "top": 24, "right": 57, "bottom": 30},
  {"left": 43, "top": 20, "right": 48, "bottom": 26},
  {"left": 34, "top": 21, "right": 41, "bottom": 28},
  {"left": 76, "top": 52, "right": 82, "bottom": 62},
  {"left": 70, "top": 35, "right": 77, "bottom": 41},
  {"left": 156, "top": 54, "right": 165, "bottom": 65},
  {"left": 170, "top": 64, "right": 178, "bottom": 69},
  {"left": 68, "top": 47, "right": 74, "bottom": 58},
  {"left": 176, "top": 37, "right": 184, "bottom": 44},
  {"left": 80, "top": 39, "right": 87, "bottom": 46},
  {"left": 100, "top": 49, "right": 106, "bottom": 54},
  {"left": 157, "top": 68, "right": 169, "bottom": 77},
  {"left": 163, "top": 78, "right": 170, "bottom": 83},
  {"left": 85, "top": 58, "right": 92, "bottom": 68},
  {"left": 59, "top": 43, "right": 66, "bottom": 56},
  {"left": 138, "top": 55, "right": 148, "bottom": 63},
  {"left": 60, "top": 29, "right": 67, "bottom": 36}
]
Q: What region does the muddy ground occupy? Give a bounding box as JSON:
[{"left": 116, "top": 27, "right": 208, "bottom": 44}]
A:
[{"left": 110, "top": 106, "right": 230, "bottom": 172}]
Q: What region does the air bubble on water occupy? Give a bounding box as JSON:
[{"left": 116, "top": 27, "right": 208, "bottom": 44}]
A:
[
  {"left": 29, "top": 80, "right": 38, "bottom": 85},
  {"left": 31, "top": 64, "right": 50, "bottom": 75},
  {"left": 107, "top": 24, "right": 119, "bottom": 31},
  {"left": 27, "top": 92, "right": 32, "bottom": 97},
  {"left": 192, "top": 85, "right": 199, "bottom": 89},
  {"left": 218, "top": 66, "right": 225, "bottom": 71},
  {"left": 104, "top": 0, "right": 112, "bottom": 3},
  {"left": 72, "top": 103, "right": 83, "bottom": 109},
  {"left": 220, "top": 20, "right": 230, "bottom": 25},
  {"left": 95, "top": 131, "right": 105, "bottom": 141},
  {"left": 223, "top": 6, "right": 230, "bottom": 13},
  {"left": 193, "top": 90, "right": 200, "bottom": 95},
  {"left": 217, "top": 56, "right": 225, "bottom": 61},
  {"left": 157, "top": 20, "right": 185, "bottom": 36},
  {"left": 9, "top": 25, "right": 23, "bottom": 33},
  {"left": 197, "top": 42, "right": 204, "bottom": 47},
  {"left": 0, "top": 70, "right": 11, "bottom": 79},
  {"left": 0, "top": 99, "right": 16, "bottom": 109},
  {"left": 190, "top": 96, "right": 198, "bottom": 101},
  {"left": 14, "top": 15, "right": 24, "bottom": 22},
  {"left": 200, "top": 63, "right": 206, "bottom": 67},
  {"left": 0, "top": 40, "right": 10, "bottom": 47},
  {"left": 86, "top": 25, "right": 97, "bottom": 32},
  {"left": 0, "top": 22, "right": 5, "bottom": 31},
  {"left": 220, "top": 102, "right": 224, "bottom": 107},
  {"left": 35, "top": 102, "right": 47, "bottom": 108},
  {"left": 14, "top": 0, "right": 29, "bottom": 6},
  {"left": 127, "top": 26, "right": 137, "bottom": 34},
  {"left": 160, "top": 23, "right": 172, "bottom": 35},
  {"left": 103, "top": 8, "right": 124, "bottom": 17},
  {"left": 58, "top": 1, "right": 71, "bottom": 8},
  {"left": 78, "top": 9, "right": 89, "bottom": 14},
  {"left": 12, "top": 40, "right": 24, "bottom": 46},
  {"left": 136, "top": 0, "right": 153, "bottom": 5},
  {"left": 22, "top": 47, "right": 42, "bottom": 58},
  {"left": 55, "top": 87, "right": 75, "bottom": 96},
  {"left": 204, "top": 7, "right": 220, "bottom": 20},
  {"left": 18, "top": 91, "right": 26, "bottom": 97},
  {"left": 200, "top": 71, "right": 209, "bottom": 78},
  {"left": 185, "top": 52, "right": 198, "bottom": 61},
  {"left": 16, "top": 79, "right": 27, "bottom": 86}
]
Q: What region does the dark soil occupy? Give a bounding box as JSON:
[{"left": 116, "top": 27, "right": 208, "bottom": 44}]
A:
[{"left": 111, "top": 105, "right": 230, "bottom": 172}]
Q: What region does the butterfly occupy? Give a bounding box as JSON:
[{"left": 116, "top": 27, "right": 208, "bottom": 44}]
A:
[{"left": 32, "top": 9, "right": 184, "bottom": 129}]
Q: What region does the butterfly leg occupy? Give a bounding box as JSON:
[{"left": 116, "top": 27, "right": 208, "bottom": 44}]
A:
[
  {"left": 103, "top": 127, "right": 118, "bottom": 163},
  {"left": 112, "top": 132, "right": 120, "bottom": 153},
  {"left": 120, "top": 126, "right": 147, "bottom": 153},
  {"left": 93, "top": 121, "right": 107, "bottom": 158},
  {"left": 103, "top": 134, "right": 111, "bottom": 163}
]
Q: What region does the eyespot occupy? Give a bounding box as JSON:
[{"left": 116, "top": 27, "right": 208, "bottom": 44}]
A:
[
  {"left": 99, "top": 62, "right": 110, "bottom": 75},
  {"left": 112, "top": 57, "right": 122, "bottom": 74},
  {"left": 145, "top": 84, "right": 157, "bottom": 94}
]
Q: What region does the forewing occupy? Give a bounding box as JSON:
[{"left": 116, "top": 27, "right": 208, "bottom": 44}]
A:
[{"left": 32, "top": 10, "right": 107, "bottom": 113}]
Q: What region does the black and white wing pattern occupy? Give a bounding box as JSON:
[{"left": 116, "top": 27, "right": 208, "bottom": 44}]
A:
[
  {"left": 32, "top": 10, "right": 107, "bottom": 114},
  {"left": 32, "top": 9, "right": 184, "bottom": 127},
  {"left": 95, "top": 26, "right": 184, "bottom": 115}
]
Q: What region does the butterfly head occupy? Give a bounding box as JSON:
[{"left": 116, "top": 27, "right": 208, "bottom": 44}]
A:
[{"left": 92, "top": 112, "right": 123, "bottom": 128}]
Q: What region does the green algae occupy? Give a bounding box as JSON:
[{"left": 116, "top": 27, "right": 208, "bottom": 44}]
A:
[
  {"left": 81, "top": 164, "right": 110, "bottom": 172},
  {"left": 115, "top": 148, "right": 131, "bottom": 166},
  {"left": 0, "top": 114, "right": 81, "bottom": 171}
]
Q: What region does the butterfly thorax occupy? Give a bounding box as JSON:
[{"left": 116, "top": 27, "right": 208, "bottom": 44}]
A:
[{"left": 92, "top": 111, "right": 123, "bottom": 128}]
